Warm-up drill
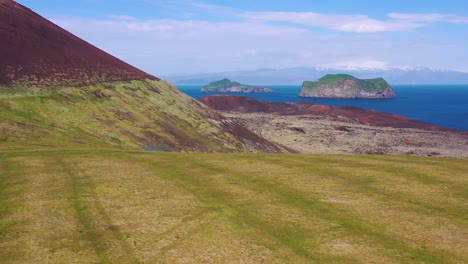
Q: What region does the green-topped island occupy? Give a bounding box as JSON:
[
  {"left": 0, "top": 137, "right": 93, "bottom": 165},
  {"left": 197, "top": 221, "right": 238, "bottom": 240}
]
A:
[
  {"left": 202, "top": 78, "right": 273, "bottom": 93},
  {"left": 299, "top": 74, "right": 395, "bottom": 99}
]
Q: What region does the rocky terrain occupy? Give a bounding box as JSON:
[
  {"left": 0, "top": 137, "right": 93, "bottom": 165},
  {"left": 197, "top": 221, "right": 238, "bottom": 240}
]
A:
[
  {"left": 225, "top": 112, "right": 468, "bottom": 158},
  {"left": 201, "top": 95, "right": 468, "bottom": 157},
  {"left": 202, "top": 78, "right": 273, "bottom": 93},
  {"left": 300, "top": 74, "right": 395, "bottom": 98}
]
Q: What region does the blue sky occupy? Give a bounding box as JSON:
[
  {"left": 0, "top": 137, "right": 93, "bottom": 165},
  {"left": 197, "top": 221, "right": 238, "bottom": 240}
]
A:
[{"left": 17, "top": 0, "right": 468, "bottom": 76}]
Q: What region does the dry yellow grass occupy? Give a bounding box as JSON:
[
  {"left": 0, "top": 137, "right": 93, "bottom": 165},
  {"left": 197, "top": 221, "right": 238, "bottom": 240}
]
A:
[{"left": 1, "top": 150, "right": 467, "bottom": 263}]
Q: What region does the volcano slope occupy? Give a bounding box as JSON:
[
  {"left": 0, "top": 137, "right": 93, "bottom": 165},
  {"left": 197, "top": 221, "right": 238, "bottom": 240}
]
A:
[
  {"left": 0, "top": 0, "right": 156, "bottom": 87},
  {"left": 0, "top": 0, "right": 280, "bottom": 152}
]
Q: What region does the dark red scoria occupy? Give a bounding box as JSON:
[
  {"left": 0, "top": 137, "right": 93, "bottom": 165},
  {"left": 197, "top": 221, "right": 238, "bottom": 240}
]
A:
[
  {"left": 0, "top": 0, "right": 158, "bottom": 87},
  {"left": 200, "top": 95, "right": 454, "bottom": 131}
]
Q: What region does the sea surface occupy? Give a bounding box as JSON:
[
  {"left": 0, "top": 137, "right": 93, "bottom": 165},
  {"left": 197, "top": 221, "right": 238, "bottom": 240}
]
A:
[{"left": 178, "top": 85, "right": 468, "bottom": 131}]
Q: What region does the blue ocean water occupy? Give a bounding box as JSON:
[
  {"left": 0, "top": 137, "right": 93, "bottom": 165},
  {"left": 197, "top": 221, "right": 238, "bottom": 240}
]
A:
[{"left": 178, "top": 85, "right": 468, "bottom": 131}]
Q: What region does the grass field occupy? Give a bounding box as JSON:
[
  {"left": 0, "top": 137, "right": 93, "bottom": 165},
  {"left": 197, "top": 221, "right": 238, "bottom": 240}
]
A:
[{"left": 1, "top": 149, "right": 467, "bottom": 263}]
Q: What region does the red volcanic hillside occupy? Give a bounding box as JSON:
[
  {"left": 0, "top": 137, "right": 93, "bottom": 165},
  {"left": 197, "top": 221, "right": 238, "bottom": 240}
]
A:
[{"left": 0, "top": 0, "right": 158, "bottom": 87}]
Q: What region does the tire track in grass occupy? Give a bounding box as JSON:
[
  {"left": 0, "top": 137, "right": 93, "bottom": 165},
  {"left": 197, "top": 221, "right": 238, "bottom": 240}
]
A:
[
  {"left": 254, "top": 155, "right": 467, "bottom": 262},
  {"left": 55, "top": 157, "right": 139, "bottom": 264},
  {"left": 340, "top": 155, "right": 468, "bottom": 192},
  {"left": 189, "top": 154, "right": 456, "bottom": 263},
  {"left": 255, "top": 155, "right": 468, "bottom": 223},
  {"left": 362, "top": 155, "right": 468, "bottom": 176},
  {"left": 0, "top": 157, "right": 28, "bottom": 261},
  {"left": 137, "top": 153, "right": 352, "bottom": 263},
  {"left": 269, "top": 154, "right": 466, "bottom": 193},
  {"left": 323, "top": 158, "right": 468, "bottom": 222}
]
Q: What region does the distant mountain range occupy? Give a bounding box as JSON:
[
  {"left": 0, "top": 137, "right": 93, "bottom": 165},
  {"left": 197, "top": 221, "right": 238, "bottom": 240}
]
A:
[{"left": 165, "top": 67, "right": 468, "bottom": 85}]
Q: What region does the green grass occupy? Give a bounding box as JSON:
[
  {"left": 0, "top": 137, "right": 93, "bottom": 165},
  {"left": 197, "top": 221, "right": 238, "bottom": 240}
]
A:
[
  {"left": 355, "top": 77, "right": 389, "bottom": 92},
  {"left": 316, "top": 74, "right": 356, "bottom": 84},
  {"left": 0, "top": 80, "right": 249, "bottom": 152},
  {"left": 1, "top": 149, "right": 466, "bottom": 263}
]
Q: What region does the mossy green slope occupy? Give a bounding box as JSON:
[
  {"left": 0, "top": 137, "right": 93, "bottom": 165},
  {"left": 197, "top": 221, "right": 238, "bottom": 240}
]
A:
[
  {"left": 311, "top": 74, "right": 356, "bottom": 84},
  {"left": 0, "top": 80, "right": 258, "bottom": 152},
  {"left": 1, "top": 150, "right": 467, "bottom": 263}
]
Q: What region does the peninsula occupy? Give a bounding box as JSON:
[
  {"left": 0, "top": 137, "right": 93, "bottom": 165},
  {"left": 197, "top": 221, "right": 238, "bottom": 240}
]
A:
[
  {"left": 299, "top": 74, "right": 395, "bottom": 99},
  {"left": 202, "top": 79, "right": 273, "bottom": 93}
]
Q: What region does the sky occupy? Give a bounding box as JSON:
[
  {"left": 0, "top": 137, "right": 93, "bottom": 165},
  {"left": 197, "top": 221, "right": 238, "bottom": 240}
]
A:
[{"left": 16, "top": 0, "right": 468, "bottom": 76}]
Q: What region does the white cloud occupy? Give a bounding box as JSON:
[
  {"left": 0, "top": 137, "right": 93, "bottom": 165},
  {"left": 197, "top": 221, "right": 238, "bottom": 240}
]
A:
[
  {"left": 109, "top": 15, "right": 138, "bottom": 21},
  {"left": 320, "top": 60, "right": 391, "bottom": 70},
  {"left": 50, "top": 9, "right": 468, "bottom": 75},
  {"left": 50, "top": 16, "right": 318, "bottom": 74},
  {"left": 52, "top": 17, "right": 308, "bottom": 36},
  {"left": 241, "top": 12, "right": 421, "bottom": 33},
  {"left": 388, "top": 13, "right": 468, "bottom": 24},
  {"left": 241, "top": 11, "right": 468, "bottom": 33}
]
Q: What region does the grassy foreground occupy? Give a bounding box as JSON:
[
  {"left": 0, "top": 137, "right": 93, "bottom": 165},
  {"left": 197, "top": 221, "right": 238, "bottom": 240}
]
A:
[{"left": 0, "top": 150, "right": 467, "bottom": 263}]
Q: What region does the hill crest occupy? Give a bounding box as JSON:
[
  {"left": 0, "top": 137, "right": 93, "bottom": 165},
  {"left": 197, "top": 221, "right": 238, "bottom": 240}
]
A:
[{"left": 0, "top": 0, "right": 158, "bottom": 88}]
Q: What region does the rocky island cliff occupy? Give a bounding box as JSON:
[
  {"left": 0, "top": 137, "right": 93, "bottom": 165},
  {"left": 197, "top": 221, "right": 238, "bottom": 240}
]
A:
[
  {"left": 202, "top": 79, "right": 273, "bottom": 93},
  {"left": 299, "top": 74, "right": 395, "bottom": 99}
]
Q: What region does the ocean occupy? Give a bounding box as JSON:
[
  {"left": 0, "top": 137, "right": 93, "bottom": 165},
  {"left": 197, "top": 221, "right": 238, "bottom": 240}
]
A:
[{"left": 178, "top": 85, "right": 468, "bottom": 131}]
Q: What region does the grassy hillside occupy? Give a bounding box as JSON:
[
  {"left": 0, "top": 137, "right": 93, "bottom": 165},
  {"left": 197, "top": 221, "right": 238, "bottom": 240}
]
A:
[
  {"left": 315, "top": 74, "right": 356, "bottom": 84},
  {"left": 0, "top": 80, "right": 256, "bottom": 152},
  {"left": 1, "top": 149, "right": 466, "bottom": 263},
  {"left": 355, "top": 77, "right": 389, "bottom": 92}
]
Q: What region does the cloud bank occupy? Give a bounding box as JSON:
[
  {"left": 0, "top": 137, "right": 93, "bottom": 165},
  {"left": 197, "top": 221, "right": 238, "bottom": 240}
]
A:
[
  {"left": 242, "top": 11, "right": 468, "bottom": 33},
  {"left": 50, "top": 5, "right": 468, "bottom": 75}
]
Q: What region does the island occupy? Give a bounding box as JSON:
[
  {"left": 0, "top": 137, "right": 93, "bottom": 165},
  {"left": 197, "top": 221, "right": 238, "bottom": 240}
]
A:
[
  {"left": 202, "top": 79, "right": 273, "bottom": 93},
  {"left": 299, "top": 74, "right": 395, "bottom": 99}
]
